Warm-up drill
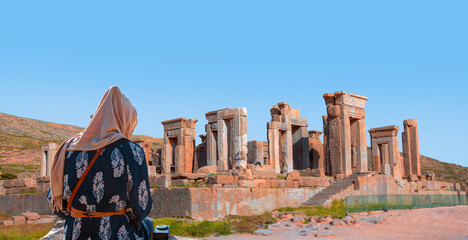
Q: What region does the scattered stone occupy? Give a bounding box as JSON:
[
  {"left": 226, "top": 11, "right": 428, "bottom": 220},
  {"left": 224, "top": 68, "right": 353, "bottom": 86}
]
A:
[
  {"left": 342, "top": 216, "right": 353, "bottom": 224},
  {"left": 0, "top": 220, "right": 14, "bottom": 226},
  {"left": 155, "top": 175, "right": 171, "bottom": 188},
  {"left": 316, "top": 230, "right": 334, "bottom": 237},
  {"left": 278, "top": 213, "right": 294, "bottom": 220},
  {"left": 41, "top": 220, "right": 65, "bottom": 240},
  {"left": 291, "top": 217, "right": 305, "bottom": 224},
  {"left": 36, "top": 218, "right": 56, "bottom": 224},
  {"left": 11, "top": 216, "right": 26, "bottom": 225},
  {"left": 253, "top": 229, "right": 274, "bottom": 236},
  {"left": 22, "top": 212, "right": 40, "bottom": 220},
  {"left": 330, "top": 219, "right": 346, "bottom": 226},
  {"left": 308, "top": 216, "right": 317, "bottom": 223},
  {"left": 362, "top": 217, "right": 388, "bottom": 225},
  {"left": 352, "top": 219, "right": 362, "bottom": 226},
  {"left": 317, "top": 215, "right": 333, "bottom": 223}
]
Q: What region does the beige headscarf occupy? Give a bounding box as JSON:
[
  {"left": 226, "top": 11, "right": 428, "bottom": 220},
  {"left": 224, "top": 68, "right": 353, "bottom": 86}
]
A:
[{"left": 50, "top": 86, "right": 137, "bottom": 211}]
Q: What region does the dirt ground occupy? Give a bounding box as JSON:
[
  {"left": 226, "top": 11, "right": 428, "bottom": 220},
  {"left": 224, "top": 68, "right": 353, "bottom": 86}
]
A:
[{"left": 198, "top": 205, "right": 468, "bottom": 240}]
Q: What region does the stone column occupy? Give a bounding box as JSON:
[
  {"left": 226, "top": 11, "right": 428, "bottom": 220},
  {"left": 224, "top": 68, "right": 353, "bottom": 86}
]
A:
[
  {"left": 356, "top": 119, "right": 368, "bottom": 173},
  {"left": 267, "top": 123, "right": 281, "bottom": 173},
  {"left": 217, "top": 119, "right": 228, "bottom": 170},
  {"left": 206, "top": 124, "right": 217, "bottom": 167},
  {"left": 403, "top": 119, "right": 421, "bottom": 179},
  {"left": 233, "top": 114, "right": 248, "bottom": 168},
  {"left": 40, "top": 143, "right": 57, "bottom": 177}
]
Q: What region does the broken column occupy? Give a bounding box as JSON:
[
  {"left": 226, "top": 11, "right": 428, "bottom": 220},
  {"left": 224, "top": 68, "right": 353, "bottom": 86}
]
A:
[
  {"left": 40, "top": 143, "right": 57, "bottom": 177},
  {"left": 267, "top": 102, "right": 309, "bottom": 173},
  {"left": 368, "top": 126, "right": 402, "bottom": 179},
  {"left": 161, "top": 118, "right": 198, "bottom": 173},
  {"left": 205, "top": 108, "right": 248, "bottom": 170},
  {"left": 323, "top": 91, "right": 368, "bottom": 177},
  {"left": 308, "top": 130, "right": 325, "bottom": 177},
  {"left": 402, "top": 119, "right": 421, "bottom": 179}
]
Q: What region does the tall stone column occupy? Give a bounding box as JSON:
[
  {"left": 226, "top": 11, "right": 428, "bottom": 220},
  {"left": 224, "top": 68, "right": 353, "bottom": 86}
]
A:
[
  {"left": 403, "top": 119, "right": 420, "bottom": 179},
  {"left": 206, "top": 124, "right": 217, "bottom": 167}
]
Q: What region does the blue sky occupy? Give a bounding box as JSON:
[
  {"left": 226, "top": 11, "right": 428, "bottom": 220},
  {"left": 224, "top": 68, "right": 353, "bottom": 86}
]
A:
[{"left": 0, "top": 1, "right": 467, "bottom": 167}]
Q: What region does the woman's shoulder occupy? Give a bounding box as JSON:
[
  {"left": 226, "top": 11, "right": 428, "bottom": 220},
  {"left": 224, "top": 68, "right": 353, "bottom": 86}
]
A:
[{"left": 108, "top": 139, "right": 145, "bottom": 164}]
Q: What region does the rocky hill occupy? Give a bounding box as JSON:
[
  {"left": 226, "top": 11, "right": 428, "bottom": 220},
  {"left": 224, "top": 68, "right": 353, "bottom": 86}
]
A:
[{"left": 0, "top": 112, "right": 162, "bottom": 177}]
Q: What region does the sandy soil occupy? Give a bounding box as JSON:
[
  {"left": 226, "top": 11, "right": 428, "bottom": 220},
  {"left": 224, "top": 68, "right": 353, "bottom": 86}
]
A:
[{"left": 199, "top": 205, "right": 468, "bottom": 240}]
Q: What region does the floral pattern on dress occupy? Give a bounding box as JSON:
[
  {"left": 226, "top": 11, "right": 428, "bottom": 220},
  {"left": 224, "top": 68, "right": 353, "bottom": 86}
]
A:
[
  {"left": 93, "top": 171, "right": 104, "bottom": 203},
  {"left": 63, "top": 174, "right": 71, "bottom": 200},
  {"left": 134, "top": 233, "right": 144, "bottom": 240},
  {"left": 129, "top": 142, "right": 144, "bottom": 165},
  {"left": 76, "top": 152, "right": 89, "bottom": 179},
  {"left": 79, "top": 195, "right": 96, "bottom": 212},
  {"left": 99, "top": 216, "right": 111, "bottom": 240},
  {"left": 109, "top": 195, "right": 126, "bottom": 211},
  {"left": 138, "top": 180, "right": 148, "bottom": 210},
  {"left": 117, "top": 225, "right": 130, "bottom": 240},
  {"left": 111, "top": 148, "right": 125, "bottom": 178},
  {"left": 67, "top": 151, "right": 73, "bottom": 159},
  {"left": 72, "top": 218, "right": 82, "bottom": 240}
]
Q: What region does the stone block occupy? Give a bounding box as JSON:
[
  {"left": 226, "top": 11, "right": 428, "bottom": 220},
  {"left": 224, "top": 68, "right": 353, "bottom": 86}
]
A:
[
  {"left": 238, "top": 180, "right": 254, "bottom": 188},
  {"left": 281, "top": 180, "right": 299, "bottom": 188},
  {"left": 197, "top": 166, "right": 217, "bottom": 175},
  {"left": 327, "top": 105, "right": 340, "bottom": 118},
  {"left": 258, "top": 179, "right": 272, "bottom": 188},
  {"left": 299, "top": 177, "right": 330, "bottom": 187},
  {"left": 155, "top": 175, "right": 171, "bottom": 188},
  {"left": 0, "top": 220, "right": 14, "bottom": 226},
  {"left": 248, "top": 165, "right": 277, "bottom": 179},
  {"left": 286, "top": 172, "right": 300, "bottom": 181},
  {"left": 36, "top": 218, "right": 55, "bottom": 224},
  {"left": 22, "top": 212, "right": 40, "bottom": 220},
  {"left": 207, "top": 175, "right": 238, "bottom": 185},
  {"left": 171, "top": 179, "right": 191, "bottom": 187},
  {"left": 3, "top": 180, "right": 15, "bottom": 188},
  {"left": 233, "top": 168, "right": 254, "bottom": 180},
  {"left": 172, "top": 173, "right": 206, "bottom": 180},
  {"left": 11, "top": 216, "right": 26, "bottom": 225}
]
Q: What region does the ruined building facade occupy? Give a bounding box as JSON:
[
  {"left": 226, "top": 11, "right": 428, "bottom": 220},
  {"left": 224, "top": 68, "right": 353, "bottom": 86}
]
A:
[
  {"left": 161, "top": 118, "right": 198, "bottom": 173},
  {"left": 267, "top": 103, "right": 309, "bottom": 173},
  {"left": 323, "top": 91, "right": 368, "bottom": 177},
  {"left": 369, "top": 126, "right": 403, "bottom": 179},
  {"left": 205, "top": 108, "right": 248, "bottom": 170},
  {"left": 402, "top": 119, "right": 421, "bottom": 179}
]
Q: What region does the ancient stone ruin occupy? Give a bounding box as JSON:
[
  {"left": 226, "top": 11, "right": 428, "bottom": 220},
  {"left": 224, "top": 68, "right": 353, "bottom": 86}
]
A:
[
  {"left": 369, "top": 126, "right": 402, "bottom": 179},
  {"left": 402, "top": 119, "right": 421, "bottom": 180},
  {"left": 4, "top": 90, "right": 466, "bottom": 223},
  {"left": 161, "top": 118, "right": 198, "bottom": 173},
  {"left": 205, "top": 108, "right": 248, "bottom": 170},
  {"left": 267, "top": 102, "right": 309, "bottom": 173},
  {"left": 40, "top": 143, "right": 57, "bottom": 177},
  {"left": 323, "top": 91, "right": 368, "bottom": 177}
]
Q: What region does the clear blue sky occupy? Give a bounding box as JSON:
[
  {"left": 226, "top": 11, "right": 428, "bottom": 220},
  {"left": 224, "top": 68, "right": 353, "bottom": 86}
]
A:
[{"left": 0, "top": 1, "right": 467, "bottom": 167}]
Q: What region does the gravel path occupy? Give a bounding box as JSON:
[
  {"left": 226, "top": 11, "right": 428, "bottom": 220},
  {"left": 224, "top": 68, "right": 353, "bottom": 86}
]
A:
[{"left": 176, "top": 205, "right": 468, "bottom": 240}]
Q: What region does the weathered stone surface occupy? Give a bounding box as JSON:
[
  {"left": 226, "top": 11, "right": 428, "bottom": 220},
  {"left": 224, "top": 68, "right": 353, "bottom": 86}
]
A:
[
  {"left": 298, "top": 177, "right": 330, "bottom": 187},
  {"left": 247, "top": 164, "right": 277, "bottom": 179},
  {"left": 155, "top": 175, "right": 171, "bottom": 188},
  {"left": 172, "top": 173, "right": 206, "bottom": 180},
  {"left": 330, "top": 219, "right": 346, "bottom": 226},
  {"left": 197, "top": 166, "right": 217, "bottom": 175},
  {"left": 253, "top": 229, "right": 273, "bottom": 236},
  {"left": 11, "top": 215, "right": 26, "bottom": 225},
  {"left": 0, "top": 193, "right": 53, "bottom": 215},
  {"left": 298, "top": 229, "right": 315, "bottom": 236},
  {"left": 0, "top": 220, "right": 14, "bottom": 226},
  {"left": 22, "top": 212, "right": 40, "bottom": 220},
  {"left": 309, "top": 130, "right": 325, "bottom": 177},
  {"left": 233, "top": 168, "right": 254, "bottom": 180},
  {"left": 40, "top": 143, "right": 57, "bottom": 177},
  {"left": 291, "top": 217, "right": 305, "bottom": 224},
  {"left": 286, "top": 171, "right": 300, "bottom": 181},
  {"left": 171, "top": 179, "right": 191, "bottom": 187},
  {"left": 206, "top": 175, "right": 238, "bottom": 185}
]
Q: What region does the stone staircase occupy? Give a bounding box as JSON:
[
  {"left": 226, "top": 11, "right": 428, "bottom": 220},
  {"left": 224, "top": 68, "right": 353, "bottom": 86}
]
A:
[{"left": 304, "top": 174, "right": 359, "bottom": 206}]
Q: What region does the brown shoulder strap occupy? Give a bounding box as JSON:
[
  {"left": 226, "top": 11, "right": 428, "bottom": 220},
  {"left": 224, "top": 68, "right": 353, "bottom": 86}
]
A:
[{"left": 67, "top": 148, "right": 105, "bottom": 211}]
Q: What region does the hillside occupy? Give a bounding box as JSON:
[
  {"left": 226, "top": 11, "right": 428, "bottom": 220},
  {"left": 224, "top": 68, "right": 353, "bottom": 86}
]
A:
[{"left": 0, "top": 113, "right": 163, "bottom": 177}]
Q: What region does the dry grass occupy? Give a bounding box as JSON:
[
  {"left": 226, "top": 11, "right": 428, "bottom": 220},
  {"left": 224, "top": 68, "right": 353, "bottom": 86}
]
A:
[{"left": 0, "top": 223, "right": 55, "bottom": 240}]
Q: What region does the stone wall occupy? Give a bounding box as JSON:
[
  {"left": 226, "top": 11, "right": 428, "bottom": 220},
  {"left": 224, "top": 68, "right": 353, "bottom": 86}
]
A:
[
  {"left": 0, "top": 193, "right": 53, "bottom": 215},
  {"left": 150, "top": 187, "right": 321, "bottom": 221}
]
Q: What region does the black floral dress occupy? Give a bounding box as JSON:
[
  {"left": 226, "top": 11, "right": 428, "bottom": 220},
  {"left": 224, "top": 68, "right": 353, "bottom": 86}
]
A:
[{"left": 47, "top": 138, "right": 153, "bottom": 240}]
